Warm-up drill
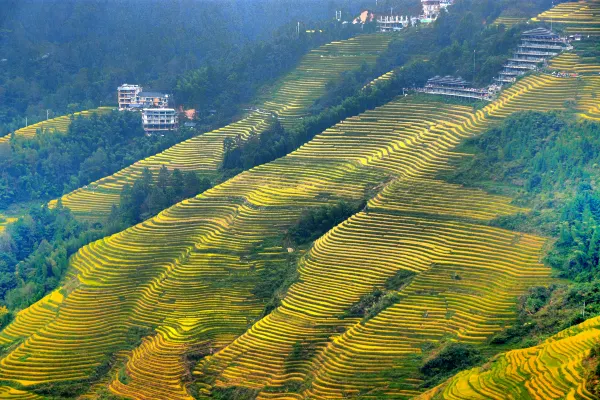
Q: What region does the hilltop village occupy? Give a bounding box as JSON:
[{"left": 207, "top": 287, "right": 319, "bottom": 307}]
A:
[
  {"left": 1, "top": 1, "right": 600, "bottom": 399},
  {"left": 353, "top": 0, "right": 453, "bottom": 31}
]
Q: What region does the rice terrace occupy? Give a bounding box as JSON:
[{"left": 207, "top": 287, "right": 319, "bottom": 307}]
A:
[{"left": 1, "top": 0, "right": 600, "bottom": 399}]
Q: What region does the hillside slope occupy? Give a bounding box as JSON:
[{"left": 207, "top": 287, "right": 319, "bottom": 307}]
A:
[
  {"left": 50, "top": 34, "right": 392, "bottom": 220},
  {"left": 0, "top": 69, "right": 596, "bottom": 399},
  {"left": 194, "top": 74, "right": 600, "bottom": 400},
  {"left": 0, "top": 107, "right": 114, "bottom": 144},
  {"left": 532, "top": 0, "right": 600, "bottom": 36},
  {"left": 417, "top": 316, "right": 600, "bottom": 400}
]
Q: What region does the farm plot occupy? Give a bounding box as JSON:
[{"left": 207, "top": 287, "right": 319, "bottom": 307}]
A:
[
  {"left": 53, "top": 34, "right": 393, "bottom": 220},
  {"left": 418, "top": 316, "right": 600, "bottom": 400},
  {"left": 532, "top": 0, "right": 600, "bottom": 36},
  {"left": 0, "top": 107, "right": 114, "bottom": 145},
  {"left": 0, "top": 69, "right": 594, "bottom": 398}
]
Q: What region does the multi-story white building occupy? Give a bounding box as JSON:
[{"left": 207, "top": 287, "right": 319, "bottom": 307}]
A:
[
  {"left": 118, "top": 84, "right": 142, "bottom": 110},
  {"left": 142, "top": 108, "right": 178, "bottom": 132},
  {"left": 118, "top": 84, "right": 177, "bottom": 132},
  {"left": 420, "top": 0, "right": 452, "bottom": 22},
  {"left": 377, "top": 15, "right": 410, "bottom": 32},
  {"left": 421, "top": 0, "right": 441, "bottom": 21}
]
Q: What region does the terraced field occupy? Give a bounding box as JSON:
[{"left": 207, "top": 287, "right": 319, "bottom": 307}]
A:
[
  {"left": 261, "top": 35, "right": 392, "bottom": 122},
  {"left": 0, "top": 107, "right": 114, "bottom": 145},
  {"left": 485, "top": 73, "right": 600, "bottom": 121},
  {"left": 492, "top": 16, "right": 526, "bottom": 28},
  {"left": 418, "top": 316, "right": 600, "bottom": 400},
  {"left": 0, "top": 66, "right": 594, "bottom": 398},
  {"left": 201, "top": 180, "right": 548, "bottom": 399},
  {"left": 549, "top": 51, "right": 600, "bottom": 74},
  {"left": 52, "top": 34, "right": 393, "bottom": 220},
  {"left": 532, "top": 0, "right": 600, "bottom": 36},
  {"left": 363, "top": 70, "right": 396, "bottom": 90}
]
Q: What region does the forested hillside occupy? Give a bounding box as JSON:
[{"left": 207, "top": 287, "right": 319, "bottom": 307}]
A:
[{"left": 0, "top": 0, "right": 362, "bottom": 135}]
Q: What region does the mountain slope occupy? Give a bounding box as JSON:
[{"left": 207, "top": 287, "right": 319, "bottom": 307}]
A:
[
  {"left": 417, "top": 316, "right": 600, "bottom": 400},
  {"left": 0, "top": 107, "right": 114, "bottom": 144},
  {"left": 0, "top": 67, "right": 596, "bottom": 399},
  {"left": 532, "top": 0, "right": 600, "bottom": 36},
  {"left": 50, "top": 34, "right": 393, "bottom": 220}
]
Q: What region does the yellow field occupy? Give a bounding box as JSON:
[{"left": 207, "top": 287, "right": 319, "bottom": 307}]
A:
[
  {"left": 532, "top": 0, "right": 600, "bottom": 36},
  {"left": 52, "top": 34, "right": 393, "bottom": 220},
  {"left": 0, "top": 107, "right": 114, "bottom": 145},
  {"left": 0, "top": 66, "right": 594, "bottom": 398},
  {"left": 0, "top": 19, "right": 598, "bottom": 397},
  {"left": 549, "top": 51, "right": 600, "bottom": 74},
  {"left": 492, "top": 16, "right": 526, "bottom": 28},
  {"left": 0, "top": 214, "right": 18, "bottom": 233},
  {"left": 418, "top": 316, "right": 600, "bottom": 400},
  {"left": 363, "top": 69, "right": 396, "bottom": 89}
]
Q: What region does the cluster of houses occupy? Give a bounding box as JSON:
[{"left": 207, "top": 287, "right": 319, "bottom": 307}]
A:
[
  {"left": 117, "top": 84, "right": 178, "bottom": 133},
  {"left": 417, "top": 28, "right": 573, "bottom": 103},
  {"left": 495, "top": 27, "right": 572, "bottom": 84},
  {"left": 352, "top": 0, "right": 453, "bottom": 32}
]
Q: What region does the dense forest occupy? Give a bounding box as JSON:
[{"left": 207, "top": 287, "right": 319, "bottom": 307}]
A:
[
  {"left": 0, "top": 0, "right": 558, "bottom": 136},
  {"left": 0, "top": 112, "right": 197, "bottom": 208},
  {"left": 0, "top": 0, "right": 366, "bottom": 135}
]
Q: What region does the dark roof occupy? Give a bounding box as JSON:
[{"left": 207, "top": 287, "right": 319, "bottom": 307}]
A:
[
  {"left": 138, "top": 91, "right": 169, "bottom": 98},
  {"left": 427, "top": 75, "right": 469, "bottom": 86},
  {"left": 522, "top": 27, "right": 558, "bottom": 38}
]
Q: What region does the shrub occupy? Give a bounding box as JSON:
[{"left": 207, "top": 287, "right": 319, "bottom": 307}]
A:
[{"left": 420, "top": 343, "right": 483, "bottom": 387}]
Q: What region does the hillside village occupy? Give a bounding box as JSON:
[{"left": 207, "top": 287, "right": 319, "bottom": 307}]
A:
[
  {"left": 115, "top": 0, "right": 452, "bottom": 134},
  {"left": 0, "top": 1, "right": 600, "bottom": 399},
  {"left": 117, "top": 84, "right": 178, "bottom": 132}
]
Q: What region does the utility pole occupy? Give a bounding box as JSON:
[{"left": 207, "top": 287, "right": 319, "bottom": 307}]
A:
[
  {"left": 46, "top": 109, "right": 49, "bottom": 120},
  {"left": 473, "top": 50, "right": 476, "bottom": 80},
  {"left": 297, "top": 21, "right": 300, "bottom": 38},
  {"left": 25, "top": 117, "right": 27, "bottom": 127}
]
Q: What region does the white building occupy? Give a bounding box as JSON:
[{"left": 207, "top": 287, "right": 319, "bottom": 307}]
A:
[
  {"left": 118, "top": 84, "right": 142, "bottom": 110},
  {"left": 421, "top": 0, "right": 441, "bottom": 20},
  {"left": 440, "top": 0, "right": 453, "bottom": 9},
  {"left": 420, "top": 0, "right": 452, "bottom": 22},
  {"left": 377, "top": 15, "right": 410, "bottom": 32},
  {"left": 142, "top": 108, "right": 178, "bottom": 132}
]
